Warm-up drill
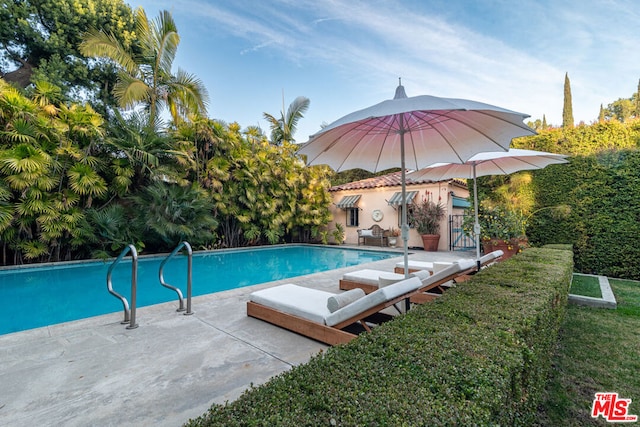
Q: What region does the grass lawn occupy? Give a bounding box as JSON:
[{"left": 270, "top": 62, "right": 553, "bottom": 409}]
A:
[
  {"left": 536, "top": 278, "right": 640, "bottom": 426},
  {"left": 570, "top": 274, "right": 602, "bottom": 298}
]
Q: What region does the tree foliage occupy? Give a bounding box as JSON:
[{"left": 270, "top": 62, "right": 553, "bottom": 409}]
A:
[
  {"left": 184, "top": 119, "right": 332, "bottom": 247},
  {"left": 263, "top": 96, "right": 310, "bottom": 145},
  {"left": 513, "top": 120, "right": 640, "bottom": 156},
  {"left": 0, "top": 0, "right": 136, "bottom": 108},
  {"left": 0, "top": 77, "right": 332, "bottom": 264},
  {"left": 529, "top": 150, "right": 640, "bottom": 280},
  {"left": 562, "top": 72, "right": 574, "bottom": 128},
  {"left": 80, "top": 8, "right": 209, "bottom": 125},
  {"left": 478, "top": 121, "right": 640, "bottom": 279}
]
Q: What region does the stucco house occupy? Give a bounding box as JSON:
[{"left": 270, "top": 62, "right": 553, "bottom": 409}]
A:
[{"left": 328, "top": 171, "right": 472, "bottom": 251}]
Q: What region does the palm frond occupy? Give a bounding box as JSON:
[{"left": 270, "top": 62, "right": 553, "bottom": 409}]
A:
[
  {"left": 152, "top": 10, "right": 180, "bottom": 76},
  {"left": 113, "top": 74, "right": 151, "bottom": 110},
  {"left": 67, "top": 164, "right": 108, "bottom": 197},
  {"left": 80, "top": 28, "right": 139, "bottom": 76}
]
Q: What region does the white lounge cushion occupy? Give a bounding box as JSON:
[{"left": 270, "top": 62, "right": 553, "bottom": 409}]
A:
[
  {"left": 326, "top": 276, "right": 422, "bottom": 327},
  {"left": 419, "top": 258, "right": 476, "bottom": 287},
  {"left": 410, "top": 269, "right": 431, "bottom": 281},
  {"left": 327, "top": 288, "right": 366, "bottom": 313},
  {"left": 432, "top": 262, "right": 453, "bottom": 273},
  {"left": 342, "top": 269, "right": 404, "bottom": 287},
  {"left": 250, "top": 284, "right": 331, "bottom": 324},
  {"left": 395, "top": 260, "right": 438, "bottom": 272},
  {"left": 359, "top": 229, "right": 374, "bottom": 237},
  {"left": 480, "top": 250, "right": 503, "bottom": 264},
  {"left": 251, "top": 277, "right": 422, "bottom": 329},
  {"left": 378, "top": 273, "right": 403, "bottom": 287}
]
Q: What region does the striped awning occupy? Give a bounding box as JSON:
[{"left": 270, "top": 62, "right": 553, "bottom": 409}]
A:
[
  {"left": 336, "top": 194, "right": 361, "bottom": 209},
  {"left": 387, "top": 191, "right": 418, "bottom": 206},
  {"left": 452, "top": 196, "right": 471, "bottom": 208}
]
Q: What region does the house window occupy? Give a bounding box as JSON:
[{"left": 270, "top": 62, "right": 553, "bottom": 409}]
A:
[
  {"left": 347, "top": 208, "right": 359, "bottom": 227},
  {"left": 398, "top": 205, "right": 416, "bottom": 228}
]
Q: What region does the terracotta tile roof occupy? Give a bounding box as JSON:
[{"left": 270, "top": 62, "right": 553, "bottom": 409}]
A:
[{"left": 329, "top": 171, "right": 466, "bottom": 191}]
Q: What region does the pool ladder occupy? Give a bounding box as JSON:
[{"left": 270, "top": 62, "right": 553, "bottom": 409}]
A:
[
  {"left": 106, "top": 244, "right": 139, "bottom": 329},
  {"left": 106, "top": 242, "right": 194, "bottom": 329},
  {"left": 159, "top": 241, "right": 194, "bottom": 315}
]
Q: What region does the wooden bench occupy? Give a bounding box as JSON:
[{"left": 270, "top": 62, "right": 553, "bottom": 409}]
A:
[{"left": 357, "top": 224, "right": 387, "bottom": 246}]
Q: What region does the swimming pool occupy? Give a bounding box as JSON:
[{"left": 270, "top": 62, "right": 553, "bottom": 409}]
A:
[{"left": 0, "top": 245, "right": 397, "bottom": 335}]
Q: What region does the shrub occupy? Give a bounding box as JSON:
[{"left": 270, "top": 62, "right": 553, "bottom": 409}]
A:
[
  {"left": 410, "top": 199, "right": 445, "bottom": 235},
  {"left": 464, "top": 204, "right": 526, "bottom": 241},
  {"left": 186, "top": 247, "right": 573, "bottom": 426},
  {"left": 530, "top": 150, "right": 640, "bottom": 279}
]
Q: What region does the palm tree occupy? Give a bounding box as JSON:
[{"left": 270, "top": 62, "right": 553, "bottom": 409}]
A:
[
  {"left": 105, "top": 110, "right": 181, "bottom": 189},
  {"left": 263, "top": 96, "right": 310, "bottom": 145},
  {"left": 80, "top": 8, "right": 208, "bottom": 125},
  {"left": 130, "top": 182, "right": 217, "bottom": 250}
]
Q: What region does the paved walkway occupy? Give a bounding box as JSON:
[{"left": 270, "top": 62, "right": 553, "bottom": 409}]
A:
[{"left": 0, "top": 247, "right": 473, "bottom": 427}]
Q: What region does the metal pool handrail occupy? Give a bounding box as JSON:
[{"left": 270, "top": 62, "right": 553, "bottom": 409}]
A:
[
  {"left": 158, "top": 241, "right": 193, "bottom": 315},
  {"left": 106, "top": 244, "right": 139, "bottom": 329}
]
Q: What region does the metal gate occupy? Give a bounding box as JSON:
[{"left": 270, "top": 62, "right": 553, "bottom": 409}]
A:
[{"left": 449, "top": 214, "right": 476, "bottom": 251}]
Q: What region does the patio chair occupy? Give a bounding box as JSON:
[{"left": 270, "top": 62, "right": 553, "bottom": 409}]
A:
[
  {"left": 340, "top": 259, "right": 477, "bottom": 303},
  {"left": 246, "top": 276, "right": 422, "bottom": 346}
]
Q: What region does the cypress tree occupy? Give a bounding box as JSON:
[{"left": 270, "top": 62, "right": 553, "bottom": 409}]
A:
[
  {"left": 562, "top": 72, "right": 574, "bottom": 128},
  {"left": 542, "top": 114, "right": 547, "bottom": 129},
  {"left": 599, "top": 104, "right": 605, "bottom": 122}
]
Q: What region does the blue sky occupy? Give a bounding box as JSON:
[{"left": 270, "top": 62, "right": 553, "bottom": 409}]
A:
[{"left": 127, "top": 0, "right": 640, "bottom": 142}]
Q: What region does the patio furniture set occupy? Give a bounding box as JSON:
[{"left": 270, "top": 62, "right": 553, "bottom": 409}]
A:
[{"left": 247, "top": 250, "right": 504, "bottom": 345}]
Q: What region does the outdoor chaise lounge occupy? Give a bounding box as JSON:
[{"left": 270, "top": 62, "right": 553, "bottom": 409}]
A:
[
  {"left": 339, "top": 259, "right": 477, "bottom": 302},
  {"left": 247, "top": 276, "right": 422, "bottom": 345},
  {"left": 393, "top": 250, "right": 504, "bottom": 274}
]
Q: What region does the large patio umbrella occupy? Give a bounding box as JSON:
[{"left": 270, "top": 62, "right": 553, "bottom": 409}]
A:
[
  {"left": 297, "top": 81, "right": 536, "bottom": 283},
  {"left": 408, "top": 148, "right": 569, "bottom": 268}
]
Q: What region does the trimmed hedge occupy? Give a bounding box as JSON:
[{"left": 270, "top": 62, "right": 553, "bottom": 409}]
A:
[
  {"left": 529, "top": 150, "right": 640, "bottom": 280},
  {"left": 186, "top": 247, "right": 573, "bottom": 426}
]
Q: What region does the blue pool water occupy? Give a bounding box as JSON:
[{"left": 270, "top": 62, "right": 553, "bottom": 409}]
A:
[{"left": 0, "top": 245, "right": 396, "bottom": 335}]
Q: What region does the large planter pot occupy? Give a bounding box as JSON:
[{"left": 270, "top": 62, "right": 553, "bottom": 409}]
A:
[
  {"left": 421, "top": 234, "right": 440, "bottom": 251},
  {"left": 483, "top": 238, "right": 525, "bottom": 260},
  {"left": 388, "top": 237, "right": 398, "bottom": 248}
]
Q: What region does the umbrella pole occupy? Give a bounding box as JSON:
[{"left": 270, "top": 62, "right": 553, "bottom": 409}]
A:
[
  {"left": 473, "top": 164, "right": 481, "bottom": 271},
  {"left": 400, "top": 119, "right": 410, "bottom": 313}
]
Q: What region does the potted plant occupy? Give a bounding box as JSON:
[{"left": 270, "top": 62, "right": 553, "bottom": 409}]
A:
[
  {"left": 466, "top": 204, "right": 527, "bottom": 259},
  {"left": 410, "top": 198, "right": 446, "bottom": 251},
  {"left": 387, "top": 227, "right": 400, "bottom": 248}
]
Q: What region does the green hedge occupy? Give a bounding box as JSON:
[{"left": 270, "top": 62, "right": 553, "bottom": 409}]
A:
[
  {"left": 185, "top": 247, "right": 573, "bottom": 426},
  {"left": 529, "top": 150, "right": 640, "bottom": 279}
]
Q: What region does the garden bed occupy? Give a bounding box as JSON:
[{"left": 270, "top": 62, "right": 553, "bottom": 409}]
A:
[{"left": 570, "top": 274, "right": 602, "bottom": 298}]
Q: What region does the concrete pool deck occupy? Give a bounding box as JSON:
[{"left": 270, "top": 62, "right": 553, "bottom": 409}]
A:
[{"left": 0, "top": 247, "right": 474, "bottom": 427}]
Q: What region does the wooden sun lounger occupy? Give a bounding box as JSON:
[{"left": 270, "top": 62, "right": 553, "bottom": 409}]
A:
[
  {"left": 339, "top": 259, "right": 477, "bottom": 304},
  {"left": 247, "top": 277, "right": 422, "bottom": 346},
  {"left": 409, "top": 259, "right": 477, "bottom": 303},
  {"left": 393, "top": 250, "right": 504, "bottom": 274},
  {"left": 339, "top": 269, "right": 405, "bottom": 294}
]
